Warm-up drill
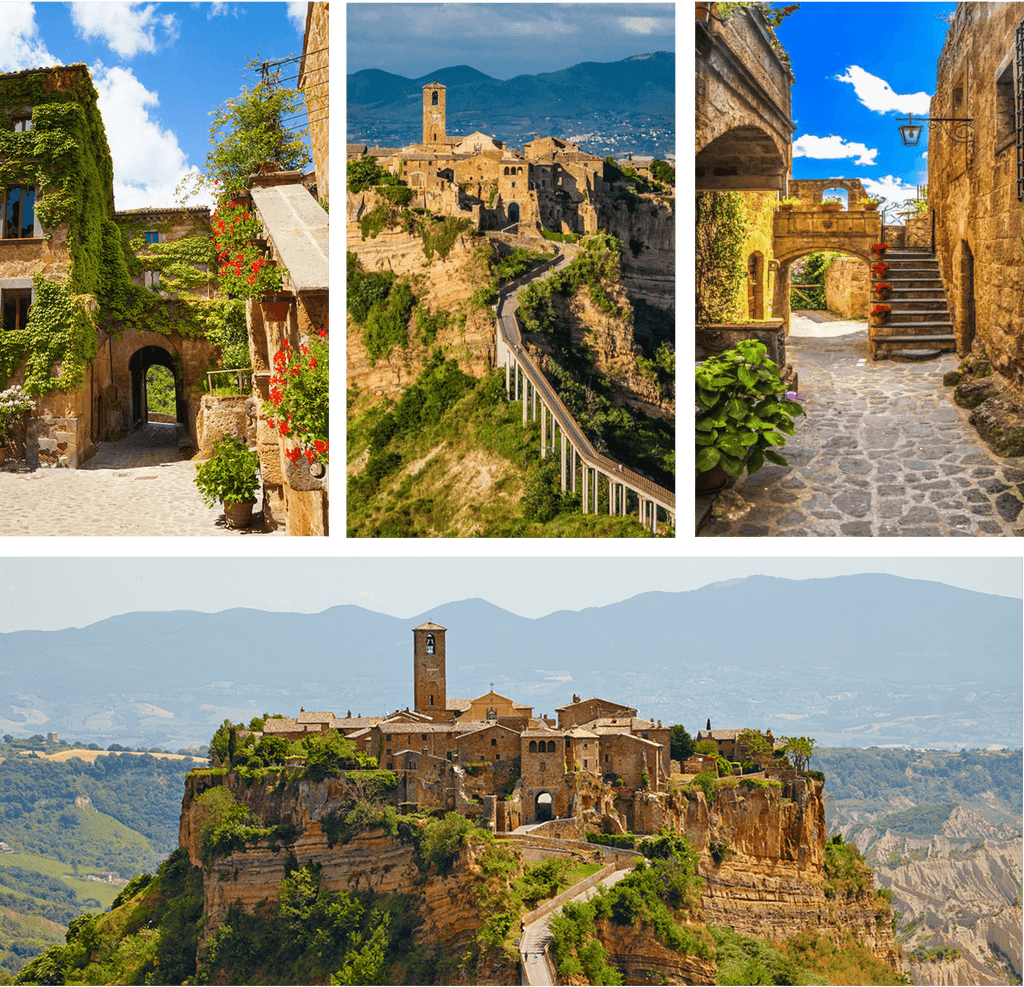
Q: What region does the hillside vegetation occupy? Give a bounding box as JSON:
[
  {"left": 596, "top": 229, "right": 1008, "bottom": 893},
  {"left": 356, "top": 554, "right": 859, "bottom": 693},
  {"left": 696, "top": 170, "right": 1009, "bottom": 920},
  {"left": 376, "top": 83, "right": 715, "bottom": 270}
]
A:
[{"left": 347, "top": 223, "right": 673, "bottom": 537}]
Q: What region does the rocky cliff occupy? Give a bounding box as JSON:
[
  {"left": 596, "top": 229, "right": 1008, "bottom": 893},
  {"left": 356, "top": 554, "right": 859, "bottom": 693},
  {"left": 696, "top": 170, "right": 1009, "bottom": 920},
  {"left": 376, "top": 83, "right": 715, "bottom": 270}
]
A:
[
  {"left": 590, "top": 917, "right": 717, "bottom": 986},
  {"left": 596, "top": 194, "right": 674, "bottom": 313},
  {"left": 861, "top": 809, "right": 1023, "bottom": 986},
  {"left": 626, "top": 774, "right": 901, "bottom": 971}
]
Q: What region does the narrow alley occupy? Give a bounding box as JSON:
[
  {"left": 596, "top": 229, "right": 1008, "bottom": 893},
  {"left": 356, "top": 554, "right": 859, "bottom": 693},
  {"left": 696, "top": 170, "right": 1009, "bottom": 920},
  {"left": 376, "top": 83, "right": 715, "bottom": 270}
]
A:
[
  {"left": 0, "top": 423, "right": 281, "bottom": 536},
  {"left": 699, "top": 313, "right": 1024, "bottom": 536}
]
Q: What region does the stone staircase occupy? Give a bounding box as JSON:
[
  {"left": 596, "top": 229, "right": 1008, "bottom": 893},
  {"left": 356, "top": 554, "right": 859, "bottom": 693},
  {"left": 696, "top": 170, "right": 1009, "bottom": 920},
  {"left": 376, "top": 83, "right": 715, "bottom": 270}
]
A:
[{"left": 870, "top": 247, "right": 957, "bottom": 359}]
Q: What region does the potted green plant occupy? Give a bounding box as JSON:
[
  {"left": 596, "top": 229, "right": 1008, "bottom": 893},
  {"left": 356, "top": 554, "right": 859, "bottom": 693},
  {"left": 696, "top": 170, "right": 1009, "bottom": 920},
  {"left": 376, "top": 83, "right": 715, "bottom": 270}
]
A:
[
  {"left": 0, "top": 384, "right": 32, "bottom": 465},
  {"left": 821, "top": 196, "right": 843, "bottom": 211},
  {"left": 695, "top": 339, "right": 804, "bottom": 490},
  {"left": 194, "top": 435, "right": 261, "bottom": 527},
  {"left": 858, "top": 197, "right": 881, "bottom": 210},
  {"left": 776, "top": 196, "right": 801, "bottom": 211}
]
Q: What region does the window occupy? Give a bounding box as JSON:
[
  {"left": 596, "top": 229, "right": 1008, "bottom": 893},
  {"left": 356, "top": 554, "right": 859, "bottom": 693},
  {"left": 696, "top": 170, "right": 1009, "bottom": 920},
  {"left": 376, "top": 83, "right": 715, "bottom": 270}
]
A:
[
  {"left": 491, "top": 738, "right": 497, "bottom": 746},
  {"left": 2, "top": 287, "right": 31, "bottom": 331},
  {"left": 385, "top": 733, "right": 391, "bottom": 741},
  {"left": 385, "top": 748, "right": 391, "bottom": 755},
  {"left": 144, "top": 270, "right": 160, "bottom": 288},
  {"left": 995, "top": 58, "right": 1015, "bottom": 151},
  {"left": 425, "top": 633, "right": 434, "bottom": 653},
  {"left": 421, "top": 733, "right": 427, "bottom": 740},
  {"left": 12, "top": 115, "right": 31, "bottom": 132},
  {"left": 431, "top": 90, "right": 439, "bottom": 105},
  {"left": 605, "top": 754, "right": 610, "bottom": 763},
  {"left": 529, "top": 740, "right": 537, "bottom": 753},
  {"left": 539, "top": 761, "right": 546, "bottom": 771},
  {"left": 144, "top": 230, "right": 159, "bottom": 244},
  {"left": 583, "top": 759, "right": 588, "bottom": 768},
  {"left": 386, "top": 762, "right": 393, "bottom": 769},
  {"left": 548, "top": 740, "right": 556, "bottom": 753},
  {"left": 4, "top": 187, "right": 36, "bottom": 239},
  {"left": 495, "top": 753, "right": 501, "bottom": 760},
  {"left": 565, "top": 737, "right": 571, "bottom": 749}
]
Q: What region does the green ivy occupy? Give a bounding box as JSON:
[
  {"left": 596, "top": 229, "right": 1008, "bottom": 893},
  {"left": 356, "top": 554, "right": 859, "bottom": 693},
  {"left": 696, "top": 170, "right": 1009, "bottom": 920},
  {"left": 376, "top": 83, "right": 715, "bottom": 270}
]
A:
[{"left": 695, "top": 191, "right": 746, "bottom": 325}]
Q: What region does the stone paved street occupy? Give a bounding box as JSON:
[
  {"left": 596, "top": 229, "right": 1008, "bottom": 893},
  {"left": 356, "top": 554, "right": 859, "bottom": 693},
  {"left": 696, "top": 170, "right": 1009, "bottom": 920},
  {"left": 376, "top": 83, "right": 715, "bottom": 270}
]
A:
[
  {"left": 0, "top": 423, "right": 282, "bottom": 536},
  {"left": 700, "top": 313, "right": 1024, "bottom": 537}
]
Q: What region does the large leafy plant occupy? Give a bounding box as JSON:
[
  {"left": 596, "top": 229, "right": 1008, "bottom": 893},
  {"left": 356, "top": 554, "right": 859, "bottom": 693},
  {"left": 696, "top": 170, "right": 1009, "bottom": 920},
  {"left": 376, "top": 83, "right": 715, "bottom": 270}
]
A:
[
  {"left": 194, "top": 435, "right": 260, "bottom": 507},
  {"left": 695, "top": 339, "right": 803, "bottom": 476}
]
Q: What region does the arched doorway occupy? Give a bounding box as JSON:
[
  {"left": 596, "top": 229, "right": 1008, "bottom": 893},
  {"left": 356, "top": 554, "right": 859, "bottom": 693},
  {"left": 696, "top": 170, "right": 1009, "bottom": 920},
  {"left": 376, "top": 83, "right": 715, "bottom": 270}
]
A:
[
  {"left": 128, "top": 345, "right": 183, "bottom": 428},
  {"left": 508, "top": 202, "right": 520, "bottom": 223},
  {"left": 960, "top": 241, "right": 975, "bottom": 353},
  {"left": 534, "top": 790, "right": 553, "bottom": 823}
]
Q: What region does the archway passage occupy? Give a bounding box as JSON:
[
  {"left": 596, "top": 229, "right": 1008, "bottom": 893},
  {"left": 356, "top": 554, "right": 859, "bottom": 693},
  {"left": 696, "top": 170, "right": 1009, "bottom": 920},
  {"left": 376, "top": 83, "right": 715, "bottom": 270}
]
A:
[
  {"left": 960, "top": 241, "right": 975, "bottom": 354},
  {"left": 534, "top": 790, "right": 553, "bottom": 823},
  {"left": 145, "top": 366, "right": 175, "bottom": 423},
  {"left": 508, "top": 202, "right": 520, "bottom": 224},
  {"left": 128, "top": 346, "right": 183, "bottom": 428}
]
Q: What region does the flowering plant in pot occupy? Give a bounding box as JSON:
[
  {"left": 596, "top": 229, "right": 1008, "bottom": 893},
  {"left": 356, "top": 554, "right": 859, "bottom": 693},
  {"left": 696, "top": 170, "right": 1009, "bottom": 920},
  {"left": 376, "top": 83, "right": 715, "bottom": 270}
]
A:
[
  {"left": 211, "top": 202, "right": 262, "bottom": 255},
  {"left": 194, "top": 435, "right": 261, "bottom": 526},
  {"left": 695, "top": 339, "right": 804, "bottom": 489},
  {"left": 873, "top": 282, "right": 893, "bottom": 299},
  {"left": 264, "top": 328, "right": 329, "bottom": 469},
  {"left": 0, "top": 384, "right": 32, "bottom": 461},
  {"left": 821, "top": 196, "right": 843, "bottom": 210},
  {"left": 871, "top": 262, "right": 889, "bottom": 278},
  {"left": 871, "top": 303, "right": 892, "bottom": 321},
  {"left": 776, "top": 196, "right": 801, "bottom": 210},
  {"left": 858, "top": 198, "right": 881, "bottom": 210}
]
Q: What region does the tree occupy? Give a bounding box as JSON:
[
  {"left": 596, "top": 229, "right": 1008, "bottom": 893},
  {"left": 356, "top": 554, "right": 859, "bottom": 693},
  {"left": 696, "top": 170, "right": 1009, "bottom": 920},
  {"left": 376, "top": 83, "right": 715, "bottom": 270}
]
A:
[
  {"left": 177, "top": 58, "right": 311, "bottom": 204},
  {"left": 669, "top": 725, "right": 695, "bottom": 763},
  {"left": 781, "top": 736, "right": 816, "bottom": 772},
  {"left": 695, "top": 739, "right": 718, "bottom": 757},
  {"left": 650, "top": 159, "right": 675, "bottom": 185},
  {"left": 737, "top": 729, "right": 773, "bottom": 770}
]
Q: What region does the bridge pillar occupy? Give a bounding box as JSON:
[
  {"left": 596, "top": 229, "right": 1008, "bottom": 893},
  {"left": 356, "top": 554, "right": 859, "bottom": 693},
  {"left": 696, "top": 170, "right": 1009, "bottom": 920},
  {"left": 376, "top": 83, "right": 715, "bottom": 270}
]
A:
[
  {"left": 522, "top": 376, "right": 528, "bottom": 425},
  {"left": 540, "top": 403, "right": 547, "bottom": 458},
  {"left": 560, "top": 433, "right": 567, "bottom": 491},
  {"left": 505, "top": 360, "right": 510, "bottom": 397},
  {"left": 581, "top": 465, "right": 589, "bottom": 514}
]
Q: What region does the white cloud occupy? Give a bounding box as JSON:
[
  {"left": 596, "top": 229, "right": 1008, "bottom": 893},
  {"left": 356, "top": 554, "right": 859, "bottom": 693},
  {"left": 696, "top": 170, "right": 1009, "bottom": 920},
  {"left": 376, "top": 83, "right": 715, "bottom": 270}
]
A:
[
  {"left": 618, "top": 17, "right": 663, "bottom": 35},
  {"left": 205, "top": 2, "right": 244, "bottom": 19},
  {"left": 70, "top": 3, "right": 179, "bottom": 59},
  {"left": 91, "top": 64, "right": 201, "bottom": 210},
  {"left": 793, "top": 133, "right": 877, "bottom": 166},
  {"left": 835, "top": 66, "right": 931, "bottom": 115},
  {"left": 287, "top": 1, "right": 306, "bottom": 31},
  {"left": 0, "top": 2, "right": 59, "bottom": 72}
]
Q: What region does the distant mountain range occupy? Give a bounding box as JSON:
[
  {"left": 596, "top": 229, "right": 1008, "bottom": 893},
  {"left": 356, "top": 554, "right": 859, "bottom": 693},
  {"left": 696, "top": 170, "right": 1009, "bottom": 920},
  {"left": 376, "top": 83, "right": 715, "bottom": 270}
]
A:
[
  {"left": 347, "top": 52, "right": 674, "bottom": 155},
  {"left": 0, "top": 575, "right": 1019, "bottom": 751}
]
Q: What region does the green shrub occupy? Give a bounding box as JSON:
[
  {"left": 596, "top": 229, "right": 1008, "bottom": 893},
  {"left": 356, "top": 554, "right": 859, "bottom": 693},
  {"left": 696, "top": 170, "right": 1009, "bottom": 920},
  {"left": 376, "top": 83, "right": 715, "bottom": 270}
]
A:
[{"left": 193, "top": 436, "right": 260, "bottom": 508}]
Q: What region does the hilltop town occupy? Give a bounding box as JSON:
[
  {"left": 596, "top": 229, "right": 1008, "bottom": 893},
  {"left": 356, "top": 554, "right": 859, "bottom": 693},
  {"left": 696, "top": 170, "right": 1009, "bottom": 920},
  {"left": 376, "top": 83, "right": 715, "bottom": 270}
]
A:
[{"left": 347, "top": 77, "right": 675, "bottom": 536}]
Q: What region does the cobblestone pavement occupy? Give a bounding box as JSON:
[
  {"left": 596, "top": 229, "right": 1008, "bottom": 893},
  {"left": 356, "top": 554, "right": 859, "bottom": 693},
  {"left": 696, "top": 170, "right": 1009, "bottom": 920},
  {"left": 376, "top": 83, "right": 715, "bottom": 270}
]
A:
[
  {"left": 0, "top": 423, "right": 282, "bottom": 537},
  {"left": 700, "top": 313, "right": 1024, "bottom": 537}
]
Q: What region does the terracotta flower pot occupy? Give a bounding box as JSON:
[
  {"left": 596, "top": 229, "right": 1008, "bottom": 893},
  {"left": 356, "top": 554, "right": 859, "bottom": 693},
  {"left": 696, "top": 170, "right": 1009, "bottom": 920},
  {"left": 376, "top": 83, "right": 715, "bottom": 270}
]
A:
[
  {"left": 224, "top": 498, "right": 256, "bottom": 528},
  {"left": 261, "top": 292, "right": 293, "bottom": 322},
  {"left": 696, "top": 463, "right": 730, "bottom": 494}
]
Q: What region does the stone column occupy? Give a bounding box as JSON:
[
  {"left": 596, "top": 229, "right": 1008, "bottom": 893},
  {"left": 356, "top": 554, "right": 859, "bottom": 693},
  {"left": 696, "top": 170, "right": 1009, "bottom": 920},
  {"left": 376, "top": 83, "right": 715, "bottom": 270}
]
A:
[
  {"left": 582, "top": 465, "right": 589, "bottom": 514},
  {"left": 540, "top": 403, "right": 547, "bottom": 458},
  {"left": 560, "top": 432, "right": 567, "bottom": 491}
]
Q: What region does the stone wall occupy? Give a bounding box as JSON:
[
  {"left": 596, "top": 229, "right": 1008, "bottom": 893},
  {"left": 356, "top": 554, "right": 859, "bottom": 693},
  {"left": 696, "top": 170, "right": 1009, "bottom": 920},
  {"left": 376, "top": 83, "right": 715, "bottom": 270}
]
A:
[
  {"left": 300, "top": 1, "right": 329, "bottom": 201},
  {"left": 737, "top": 191, "right": 778, "bottom": 319},
  {"left": 904, "top": 213, "right": 931, "bottom": 248},
  {"left": 825, "top": 256, "right": 870, "bottom": 318},
  {"left": 929, "top": 2, "right": 1024, "bottom": 381}
]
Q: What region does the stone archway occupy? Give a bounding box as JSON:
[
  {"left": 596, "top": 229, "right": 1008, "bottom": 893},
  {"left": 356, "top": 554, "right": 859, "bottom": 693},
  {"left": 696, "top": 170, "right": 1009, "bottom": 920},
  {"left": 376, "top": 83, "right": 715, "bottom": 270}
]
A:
[
  {"left": 508, "top": 202, "right": 520, "bottom": 224},
  {"left": 534, "top": 790, "right": 553, "bottom": 822},
  {"left": 127, "top": 345, "right": 183, "bottom": 428},
  {"left": 773, "top": 246, "right": 874, "bottom": 333}
]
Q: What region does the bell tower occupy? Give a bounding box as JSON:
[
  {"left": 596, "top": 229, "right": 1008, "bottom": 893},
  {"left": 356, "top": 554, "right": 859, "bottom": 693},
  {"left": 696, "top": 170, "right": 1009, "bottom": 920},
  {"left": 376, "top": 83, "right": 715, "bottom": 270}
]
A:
[
  {"left": 423, "top": 82, "right": 446, "bottom": 147},
  {"left": 413, "top": 621, "right": 446, "bottom": 716}
]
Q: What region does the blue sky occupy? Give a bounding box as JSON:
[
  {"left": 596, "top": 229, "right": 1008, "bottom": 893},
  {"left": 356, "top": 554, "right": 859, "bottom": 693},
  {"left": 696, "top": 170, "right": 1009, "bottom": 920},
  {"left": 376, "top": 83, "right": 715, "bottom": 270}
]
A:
[
  {"left": 346, "top": 3, "right": 675, "bottom": 80},
  {"left": 0, "top": 557, "right": 1019, "bottom": 632},
  {"left": 774, "top": 1, "right": 956, "bottom": 215},
  {"left": 3, "top": 2, "right": 308, "bottom": 210}
]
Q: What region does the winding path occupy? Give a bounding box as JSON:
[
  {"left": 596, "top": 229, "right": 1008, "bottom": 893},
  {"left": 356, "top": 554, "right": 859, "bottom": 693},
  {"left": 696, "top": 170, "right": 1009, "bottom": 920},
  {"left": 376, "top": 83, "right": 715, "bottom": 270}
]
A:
[{"left": 493, "top": 243, "right": 675, "bottom": 533}]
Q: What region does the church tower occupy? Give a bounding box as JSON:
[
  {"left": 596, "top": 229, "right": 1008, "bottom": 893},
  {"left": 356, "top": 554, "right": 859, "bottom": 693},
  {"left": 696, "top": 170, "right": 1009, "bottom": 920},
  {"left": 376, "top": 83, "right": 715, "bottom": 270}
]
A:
[
  {"left": 423, "top": 82, "right": 446, "bottom": 147},
  {"left": 413, "top": 621, "right": 446, "bottom": 716}
]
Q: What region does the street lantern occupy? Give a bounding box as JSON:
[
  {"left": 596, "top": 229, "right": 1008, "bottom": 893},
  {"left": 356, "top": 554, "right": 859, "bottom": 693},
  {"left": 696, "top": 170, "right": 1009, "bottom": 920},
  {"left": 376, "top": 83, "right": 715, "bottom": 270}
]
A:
[
  {"left": 896, "top": 114, "right": 973, "bottom": 146},
  {"left": 898, "top": 115, "right": 924, "bottom": 146}
]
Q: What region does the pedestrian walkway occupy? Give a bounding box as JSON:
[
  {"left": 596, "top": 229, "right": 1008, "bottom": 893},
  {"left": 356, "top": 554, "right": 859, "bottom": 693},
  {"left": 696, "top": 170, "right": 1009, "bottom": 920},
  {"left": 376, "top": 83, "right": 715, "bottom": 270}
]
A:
[
  {"left": 521, "top": 866, "right": 634, "bottom": 986},
  {"left": 0, "top": 423, "right": 282, "bottom": 536},
  {"left": 699, "top": 313, "right": 1024, "bottom": 536}
]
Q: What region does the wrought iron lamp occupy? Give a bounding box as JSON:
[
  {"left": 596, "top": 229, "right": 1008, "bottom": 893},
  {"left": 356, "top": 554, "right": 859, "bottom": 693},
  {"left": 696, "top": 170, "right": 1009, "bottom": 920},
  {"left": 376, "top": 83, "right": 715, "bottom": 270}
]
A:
[{"left": 897, "top": 114, "right": 973, "bottom": 146}]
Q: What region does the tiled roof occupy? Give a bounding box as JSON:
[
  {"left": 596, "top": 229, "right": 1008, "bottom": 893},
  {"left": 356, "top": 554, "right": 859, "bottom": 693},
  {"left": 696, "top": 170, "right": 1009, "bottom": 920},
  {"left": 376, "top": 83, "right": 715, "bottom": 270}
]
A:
[{"left": 114, "top": 206, "right": 209, "bottom": 216}]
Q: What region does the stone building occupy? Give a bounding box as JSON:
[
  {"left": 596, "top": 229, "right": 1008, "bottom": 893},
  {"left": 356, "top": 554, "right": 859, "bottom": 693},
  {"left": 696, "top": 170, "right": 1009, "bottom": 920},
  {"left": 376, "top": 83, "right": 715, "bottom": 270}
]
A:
[
  {"left": 0, "top": 64, "right": 223, "bottom": 467},
  {"left": 299, "top": 1, "right": 329, "bottom": 202},
  {"left": 928, "top": 2, "right": 1024, "bottom": 380},
  {"left": 270, "top": 622, "right": 673, "bottom": 827}
]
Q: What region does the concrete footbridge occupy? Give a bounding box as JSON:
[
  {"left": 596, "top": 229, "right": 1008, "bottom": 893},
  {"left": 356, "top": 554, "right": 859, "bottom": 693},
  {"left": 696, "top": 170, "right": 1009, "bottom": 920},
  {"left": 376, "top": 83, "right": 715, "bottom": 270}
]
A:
[{"left": 493, "top": 245, "right": 675, "bottom": 533}]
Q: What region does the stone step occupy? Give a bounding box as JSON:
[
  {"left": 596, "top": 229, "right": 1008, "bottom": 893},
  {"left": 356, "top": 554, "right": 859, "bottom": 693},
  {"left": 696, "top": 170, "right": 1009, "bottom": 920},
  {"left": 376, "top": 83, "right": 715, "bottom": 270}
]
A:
[
  {"left": 872, "top": 334, "right": 957, "bottom": 347},
  {"left": 882, "top": 321, "right": 954, "bottom": 332},
  {"left": 886, "top": 308, "right": 952, "bottom": 318}
]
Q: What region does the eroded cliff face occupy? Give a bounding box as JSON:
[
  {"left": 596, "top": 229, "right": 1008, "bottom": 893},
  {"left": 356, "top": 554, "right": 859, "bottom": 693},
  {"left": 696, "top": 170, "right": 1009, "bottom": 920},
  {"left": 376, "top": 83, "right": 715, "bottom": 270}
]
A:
[
  {"left": 627, "top": 775, "right": 900, "bottom": 971},
  {"left": 181, "top": 772, "right": 519, "bottom": 983},
  {"left": 596, "top": 195, "right": 674, "bottom": 313},
  {"left": 524, "top": 284, "right": 673, "bottom": 422},
  {"left": 589, "top": 917, "right": 717, "bottom": 986}
]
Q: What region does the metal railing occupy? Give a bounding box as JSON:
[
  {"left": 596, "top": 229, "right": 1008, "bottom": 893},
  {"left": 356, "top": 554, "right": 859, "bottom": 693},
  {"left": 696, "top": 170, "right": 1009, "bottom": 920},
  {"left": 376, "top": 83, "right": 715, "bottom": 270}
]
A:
[{"left": 205, "top": 369, "right": 253, "bottom": 394}]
